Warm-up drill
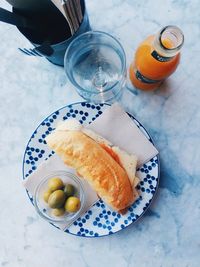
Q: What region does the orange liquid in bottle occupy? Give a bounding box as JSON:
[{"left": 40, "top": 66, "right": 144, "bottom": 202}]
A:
[{"left": 130, "top": 35, "right": 181, "bottom": 90}]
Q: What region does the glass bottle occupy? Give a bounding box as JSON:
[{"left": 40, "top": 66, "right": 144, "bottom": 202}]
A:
[{"left": 129, "top": 25, "right": 184, "bottom": 90}]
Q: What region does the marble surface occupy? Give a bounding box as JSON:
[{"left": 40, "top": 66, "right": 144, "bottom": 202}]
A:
[{"left": 0, "top": 0, "right": 200, "bottom": 266}]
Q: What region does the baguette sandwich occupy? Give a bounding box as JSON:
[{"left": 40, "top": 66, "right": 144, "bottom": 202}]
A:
[{"left": 46, "top": 119, "right": 139, "bottom": 213}]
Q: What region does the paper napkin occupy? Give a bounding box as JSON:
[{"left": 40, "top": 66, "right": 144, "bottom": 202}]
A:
[{"left": 88, "top": 103, "right": 158, "bottom": 167}]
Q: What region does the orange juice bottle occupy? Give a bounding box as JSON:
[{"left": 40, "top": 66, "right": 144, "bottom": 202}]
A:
[{"left": 129, "top": 25, "right": 184, "bottom": 90}]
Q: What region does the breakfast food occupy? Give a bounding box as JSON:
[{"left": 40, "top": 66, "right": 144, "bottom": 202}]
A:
[
  {"left": 64, "top": 184, "right": 75, "bottom": 198},
  {"left": 65, "top": 196, "right": 81, "bottom": 212},
  {"left": 48, "top": 190, "right": 66, "bottom": 208},
  {"left": 46, "top": 120, "right": 139, "bottom": 214},
  {"left": 48, "top": 177, "right": 64, "bottom": 191},
  {"left": 43, "top": 189, "right": 52, "bottom": 203},
  {"left": 42, "top": 177, "right": 81, "bottom": 217},
  {"left": 52, "top": 207, "right": 65, "bottom": 217}
]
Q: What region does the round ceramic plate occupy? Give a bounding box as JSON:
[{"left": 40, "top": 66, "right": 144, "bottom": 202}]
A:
[{"left": 22, "top": 102, "right": 159, "bottom": 237}]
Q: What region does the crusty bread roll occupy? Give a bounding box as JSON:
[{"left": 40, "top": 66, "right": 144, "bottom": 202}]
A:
[{"left": 46, "top": 122, "right": 139, "bottom": 213}]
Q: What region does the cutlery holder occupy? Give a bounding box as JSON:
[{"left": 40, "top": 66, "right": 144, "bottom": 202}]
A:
[{"left": 15, "top": 0, "right": 91, "bottom": 66}]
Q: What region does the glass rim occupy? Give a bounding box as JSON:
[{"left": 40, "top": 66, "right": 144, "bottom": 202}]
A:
[
  {"left": 64, "top": 30, "right": 127, "bottom": 94},
  {"left": 159, "top": 25, "right": 184, "bottom": 52},
  {"left": 33, "top": 170, "right": 85, "bottom": 223}
]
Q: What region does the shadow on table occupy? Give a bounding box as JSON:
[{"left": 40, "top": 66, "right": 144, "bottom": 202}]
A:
[
  {"left": 155, "top": 78, "right": 177, "bottom": 97},
  {"left": 110, "top": 187, "right": 162, "bottom": 239},
  {"left": 124, "top": 78, "right": 176, "bottom": 106},
  {"left": 103, "top": 78, "right": 181, "bottom": 239},
  {"left": 111, "top": 152, "right": 171, "bottom": 238}
]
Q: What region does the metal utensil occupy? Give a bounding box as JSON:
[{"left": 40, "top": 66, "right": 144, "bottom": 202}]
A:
[
  {"left": 5, "top": 0, "right": 54, "bottom": 13},
  {"left": 18, "top": 47, "right": 42, "bottom": 56},
  {"left": 0, "top": 7, "right": 37, "bottom": 29},
  {"left": 19, "top": 41, "right": 54, "bottom": 57},
  {"left": 50, "top": 0, "right": 75, "bottom": 34},
  {"left": 67, "top": 0, "right": 79, "bottom": 31},
  {"left": 74, "top": 0, "right": 83, "bottom": 24},
  {"left": 50, "top": 0, "right": 83, "bottom": 35},
  {"left": 61, "top": 0, "right": 75, "bottom": 34}
]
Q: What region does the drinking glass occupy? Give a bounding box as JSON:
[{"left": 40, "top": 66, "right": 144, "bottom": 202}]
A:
[{"left": 64, "top": 31, "right": 126, "bottom": 103}]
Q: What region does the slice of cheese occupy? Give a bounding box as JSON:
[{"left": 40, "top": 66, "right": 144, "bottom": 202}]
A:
[{"left": 112, "top": 146, "right": 138, "bottom": 187}]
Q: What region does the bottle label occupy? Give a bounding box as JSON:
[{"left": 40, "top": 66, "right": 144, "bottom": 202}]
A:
[
  {"left": 135, "top": 69, "right": 162, "bottom": 84},
  {"left": 151, "top": 50, "right": 173, "bottom": 62}
]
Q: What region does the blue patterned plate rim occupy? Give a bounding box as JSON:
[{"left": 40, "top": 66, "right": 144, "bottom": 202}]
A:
[{"left": 22, "top": 101, "right": 160, "bottom": 238}]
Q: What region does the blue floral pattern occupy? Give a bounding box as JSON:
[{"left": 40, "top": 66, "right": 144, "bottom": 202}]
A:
[{"left": 22, "top": 102, "right": 159, "bottom": 237}]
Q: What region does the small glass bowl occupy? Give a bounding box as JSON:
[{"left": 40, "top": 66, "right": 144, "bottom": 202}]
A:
[{"left": 34, "top": 171, "right": 85, "bottom": 223}]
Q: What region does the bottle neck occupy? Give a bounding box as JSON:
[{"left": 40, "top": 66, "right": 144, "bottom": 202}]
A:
[{"left": 153, "top": 25, "right": 184, "bottom": 58}]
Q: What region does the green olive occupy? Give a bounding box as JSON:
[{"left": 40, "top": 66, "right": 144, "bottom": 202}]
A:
[
  {"left": 52, "top": 208, "right": 65, "bottom": 217},
  {"left": 65, "top": 196, "right": 81, "bottom": 213},
  {"left": 48, "top": 177, "right": 64, "bottom": 192},
  {"left": 64, "top": 184, "right": 75, "bottom": 198},
  {"left": 43, "top": 189, "right": 52, "bottom": 203},
  {"left": 48, "top": 190, "right": 66, "bottom": 208}
]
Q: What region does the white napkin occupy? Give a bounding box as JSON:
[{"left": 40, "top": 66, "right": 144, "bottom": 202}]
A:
[
  {"left": 23, "top": 154, "right": 98, "bottom": 231},
  {"left": 23, "top": 103, "right": 158, "bottom": 230},
  {"left": 88, "top": 103, "right": 158, "bottom": 167}
]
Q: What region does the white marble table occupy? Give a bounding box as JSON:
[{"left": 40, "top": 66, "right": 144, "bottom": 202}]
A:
[{"left": 0, "top": 0, "right": 200, "bottom": 266}]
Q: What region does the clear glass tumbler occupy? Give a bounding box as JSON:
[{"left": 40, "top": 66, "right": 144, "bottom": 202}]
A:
[{"left": 64, "top": 31, "right": 126, "bottom": 103}]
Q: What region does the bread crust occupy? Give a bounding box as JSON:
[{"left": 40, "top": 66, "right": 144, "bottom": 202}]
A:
[{"left": 46, "top": 130, "right": 138, "bottom": 212}]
